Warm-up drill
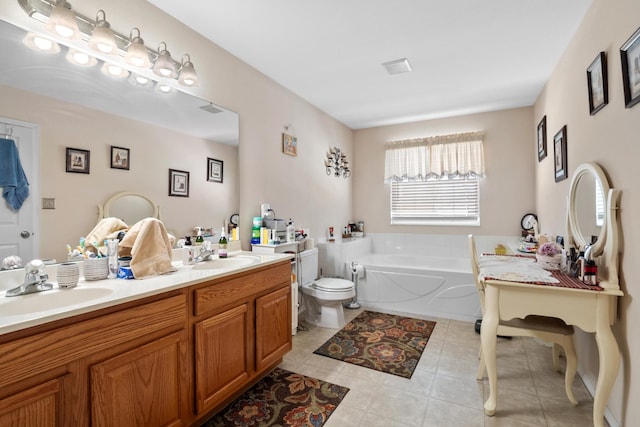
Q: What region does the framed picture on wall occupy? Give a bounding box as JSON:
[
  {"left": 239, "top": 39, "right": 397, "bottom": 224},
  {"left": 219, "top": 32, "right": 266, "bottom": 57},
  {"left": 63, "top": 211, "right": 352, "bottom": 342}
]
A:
[
  {"left": 586, "top": 51, "right": 608, "bottom": 115},
  {"left": 110, "top": 146, "right": 130, "bottom": 170},
  {"left": 620, "top": 26, "right": 640, "bottom": 108},
  {"left": 65, "top": 147, "right": 90, "bottom": 174},
  {"left": 207, "top": 157, "right": 223, "bottom": 183},
  {"left": 282, "top": 133, "right": 297, "bottom": 156},
  {"left": 537, "top": 115, "right": 547, "bottom": 161},
  {"left": 169, "top": 169, "right": 190, "bottom": 197},
  {"left": 553, "top": 125, "right": 568, "bottom": 183}
]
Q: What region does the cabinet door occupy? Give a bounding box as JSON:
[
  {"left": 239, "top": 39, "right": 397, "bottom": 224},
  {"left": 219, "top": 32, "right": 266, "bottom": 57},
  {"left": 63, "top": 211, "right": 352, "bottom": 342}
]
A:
[
  {"left": 0, "top": 379, "right": 62, "bottom": 427},
  {"left": 255, "top": 285, "right": 292, "bottom": 371},
  {"left": 195, "top": 304, "right": 249, "bottom": 414},
  {"left": 91, "top": 332, "right": 187, "bottom": 427}
]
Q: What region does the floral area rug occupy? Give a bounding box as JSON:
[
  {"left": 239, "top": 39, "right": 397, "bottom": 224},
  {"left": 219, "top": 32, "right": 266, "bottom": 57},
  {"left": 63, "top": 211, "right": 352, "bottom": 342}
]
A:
[
  {"left": 202, "top": 368, "right": 349, "bottom": 427},
  {"left": 313, "top": 310, "right": 436, "bottom": 379}
]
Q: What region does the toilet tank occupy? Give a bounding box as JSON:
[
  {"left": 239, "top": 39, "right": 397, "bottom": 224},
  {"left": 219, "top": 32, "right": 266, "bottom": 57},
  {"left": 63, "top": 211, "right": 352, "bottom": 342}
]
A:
[{"left": 298, "top": 248, "right": 318, "bottom": 286}]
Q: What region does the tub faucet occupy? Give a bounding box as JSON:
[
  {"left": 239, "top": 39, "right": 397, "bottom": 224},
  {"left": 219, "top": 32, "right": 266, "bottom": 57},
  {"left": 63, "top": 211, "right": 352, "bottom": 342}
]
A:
[{"left": 5, "top": 259, "right": 53, "bottom": 297}]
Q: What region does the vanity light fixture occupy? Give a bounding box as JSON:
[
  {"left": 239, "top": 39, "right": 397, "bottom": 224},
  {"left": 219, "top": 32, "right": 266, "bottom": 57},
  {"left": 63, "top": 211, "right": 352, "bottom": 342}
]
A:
[
  {"left": 153, "top": 42, "right": 178, "bottom": 78},
  {"left": 156, "top": 82, "right": 175, "bottom": 94},
  {"left": 325, "top": 147, "right": 351, "bottom": 178},
  {"left": 128, "top": 73, "right": 154, "bottom": 87},
  {"left": 23, "top": 32, "right": 60, "bottom": 53},
  {"left": 124, "top": 28, "right": 151, "bottom": 68},
  {"left": 45, "top": 0, "right": 80, "bottom": 40},
  {"left": 101, "top": 62, "right": 129, "bottom": 79},
  {"left": 178, "top": 54, "right": 198, "bottom": 87},
  {"left": 88, "top": 10, "right": 117, "bottom": 55},
  {"left": 65, "top": 48, "right": 97, "bottom": 67}
]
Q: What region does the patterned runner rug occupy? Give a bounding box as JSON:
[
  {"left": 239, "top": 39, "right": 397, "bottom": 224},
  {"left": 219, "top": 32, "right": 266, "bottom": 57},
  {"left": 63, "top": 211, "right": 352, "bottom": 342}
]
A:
[
  {"left": 313, "top": 310, "right": 436, "bottom": 378},
  {"left": 202, "top": 367, "right": 349, "bottom": 426}
]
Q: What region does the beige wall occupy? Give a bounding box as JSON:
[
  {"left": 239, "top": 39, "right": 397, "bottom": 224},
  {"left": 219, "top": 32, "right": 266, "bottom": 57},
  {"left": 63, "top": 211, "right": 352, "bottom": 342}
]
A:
[
  {"left": 353, "top": 107, "right": 535, "bottom": 236},
  {"left": 534, "top": 0, "right": 640, "bottom": 424}
]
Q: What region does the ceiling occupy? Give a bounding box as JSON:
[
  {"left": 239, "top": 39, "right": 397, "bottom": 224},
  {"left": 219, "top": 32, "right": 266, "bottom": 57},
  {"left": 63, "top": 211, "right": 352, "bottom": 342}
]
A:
[{"left": 147, "top": 0, "right": 593, "bottom": 130}]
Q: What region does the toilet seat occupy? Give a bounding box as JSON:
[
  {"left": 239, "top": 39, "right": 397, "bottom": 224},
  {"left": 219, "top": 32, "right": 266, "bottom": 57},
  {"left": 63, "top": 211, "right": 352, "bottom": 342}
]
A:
[{"left": 311, "top": 277, "right": 354, "bottom": 292}]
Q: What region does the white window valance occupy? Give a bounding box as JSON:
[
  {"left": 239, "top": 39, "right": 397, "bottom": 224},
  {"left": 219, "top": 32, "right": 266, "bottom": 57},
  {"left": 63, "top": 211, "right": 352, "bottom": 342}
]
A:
[{"left": 384, "top": 132, "right": 485, "bottom": 182}]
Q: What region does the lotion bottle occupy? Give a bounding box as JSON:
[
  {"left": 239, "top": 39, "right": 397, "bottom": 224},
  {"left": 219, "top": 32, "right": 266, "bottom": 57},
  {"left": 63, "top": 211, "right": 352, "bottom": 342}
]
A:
[
  {"left": 218, "top": 227, "right": 228, "bottom": 258},
  {"left": 286, "top": 218, "right": 295, "bottom": 243}
]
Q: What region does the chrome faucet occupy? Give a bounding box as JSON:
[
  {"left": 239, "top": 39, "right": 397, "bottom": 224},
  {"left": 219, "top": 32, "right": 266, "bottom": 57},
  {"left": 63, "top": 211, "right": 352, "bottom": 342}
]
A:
[
  {"left": 5, "top": 259, "right": 53, "bottom": 297},
  {"left": 193, "top": 242, "right": 215, "bottom": 263}
]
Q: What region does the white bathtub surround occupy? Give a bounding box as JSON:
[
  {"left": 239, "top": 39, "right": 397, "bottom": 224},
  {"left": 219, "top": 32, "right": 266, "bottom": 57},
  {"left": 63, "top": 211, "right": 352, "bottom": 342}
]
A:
[{"left": 318, "top": 233, "right": 521, "bottom": 322}]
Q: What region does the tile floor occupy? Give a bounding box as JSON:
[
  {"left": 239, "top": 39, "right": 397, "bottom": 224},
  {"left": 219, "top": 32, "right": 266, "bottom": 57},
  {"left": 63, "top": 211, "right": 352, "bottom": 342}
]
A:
[{"left": 279, "top": 307, "right": 603, "bottom": 427}]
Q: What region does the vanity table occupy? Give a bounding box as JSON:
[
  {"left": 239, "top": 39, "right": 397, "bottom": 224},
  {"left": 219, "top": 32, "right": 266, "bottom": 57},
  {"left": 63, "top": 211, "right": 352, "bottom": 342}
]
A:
[{"left": 479, "top": 163, "right": 623, "bottom": 427}]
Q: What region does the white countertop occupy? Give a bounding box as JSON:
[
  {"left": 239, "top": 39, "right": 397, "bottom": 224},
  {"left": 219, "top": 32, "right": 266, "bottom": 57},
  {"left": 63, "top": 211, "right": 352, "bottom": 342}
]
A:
[{"left": 0, "top": 251, "right": 292, "bottom": 336}]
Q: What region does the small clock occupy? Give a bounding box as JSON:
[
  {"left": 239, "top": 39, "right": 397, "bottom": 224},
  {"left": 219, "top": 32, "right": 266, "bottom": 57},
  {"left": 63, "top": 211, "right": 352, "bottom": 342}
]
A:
[
  {"left": 520, "top": 213, "right": 538, "bottom": 231},
  {"left": 230, "top": 213, "right": 240, "bottom": 226}
]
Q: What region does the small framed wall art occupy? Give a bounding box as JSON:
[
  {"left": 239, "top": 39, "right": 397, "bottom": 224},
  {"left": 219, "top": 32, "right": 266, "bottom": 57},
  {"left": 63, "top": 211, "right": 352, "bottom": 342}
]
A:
[
  {"left": 110, "top": 146, "right": 130, "bottom": 170},
  {"left": 207, "top": 157, "right": 223, "bottom": 183},
  {"left": 168, "top": 169, "right": 190, "bottom": 197},
  {"left": 282, "top": 133, "right": 297, "bottom": 156},
  {"left": 65, "top": 147, "right": 90, "bottom": 174},
  {"left": 553, "top": 125, "right": 568, "bottom": 183},
  {"left": 586, "top": 52, "right": 608, "bottom": 115},
  {"left": 537, "top": 115, "right": 547, "bottom": 161},
  {"left": 620, "top": 26, "right": 640, "bottom": 108}
]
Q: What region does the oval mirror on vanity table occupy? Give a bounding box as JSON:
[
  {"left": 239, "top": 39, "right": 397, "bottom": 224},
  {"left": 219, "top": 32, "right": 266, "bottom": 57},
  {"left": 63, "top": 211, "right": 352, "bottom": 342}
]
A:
[
  {"left": 98, "top": 192, "right": 160, "bottom": 226},
  {"left": 565, "top": 162, "right": 620, "bottom": 289}
]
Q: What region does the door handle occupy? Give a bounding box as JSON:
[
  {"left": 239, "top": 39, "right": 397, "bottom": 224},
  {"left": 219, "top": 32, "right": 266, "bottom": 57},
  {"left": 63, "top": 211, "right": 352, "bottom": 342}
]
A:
[{"left": 20, "top": 231, "right": 31, "bottom": 239}]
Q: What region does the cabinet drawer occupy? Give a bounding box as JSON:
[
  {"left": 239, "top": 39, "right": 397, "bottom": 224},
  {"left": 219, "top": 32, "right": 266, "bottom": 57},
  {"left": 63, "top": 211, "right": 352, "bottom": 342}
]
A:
[{"left": 194, "top": 262, "right": 290, "bottom": 316}]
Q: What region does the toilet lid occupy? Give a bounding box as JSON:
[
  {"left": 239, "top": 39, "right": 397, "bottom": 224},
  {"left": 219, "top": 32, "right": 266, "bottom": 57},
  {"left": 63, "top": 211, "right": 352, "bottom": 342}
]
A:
[{"left": 312, "top": 277, "right": 353, "bottom": 292}]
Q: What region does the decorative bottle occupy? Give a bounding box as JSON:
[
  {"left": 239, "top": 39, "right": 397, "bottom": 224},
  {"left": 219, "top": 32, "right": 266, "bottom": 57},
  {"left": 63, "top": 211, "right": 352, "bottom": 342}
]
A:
[
  {"left": 219, "top": 227, "right": 228, "bottom": 258},
  {"left": 286, "top": 218, "right": 295, "bottom": 243}
]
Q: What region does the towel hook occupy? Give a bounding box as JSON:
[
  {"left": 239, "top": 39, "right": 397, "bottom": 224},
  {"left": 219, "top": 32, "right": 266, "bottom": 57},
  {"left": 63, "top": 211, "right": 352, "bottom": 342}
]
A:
[{"left": 1, "top": 124, "right": 13, "bottom": 139}]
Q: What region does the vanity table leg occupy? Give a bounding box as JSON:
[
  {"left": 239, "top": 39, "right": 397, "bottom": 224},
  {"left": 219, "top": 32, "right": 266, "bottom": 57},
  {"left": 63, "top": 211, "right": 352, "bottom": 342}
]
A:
[
  {"left": 481, "top": 284, "right": 499, "bottom": 416},
  {"left": 593, "top": 296, "right": 620, "bottom": 427}
]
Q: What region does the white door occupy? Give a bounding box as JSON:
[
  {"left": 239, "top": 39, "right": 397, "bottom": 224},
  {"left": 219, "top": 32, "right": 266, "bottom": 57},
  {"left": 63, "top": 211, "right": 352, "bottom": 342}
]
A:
[{"left": 0, "top": 118, "right": 39, "bottom": 265}]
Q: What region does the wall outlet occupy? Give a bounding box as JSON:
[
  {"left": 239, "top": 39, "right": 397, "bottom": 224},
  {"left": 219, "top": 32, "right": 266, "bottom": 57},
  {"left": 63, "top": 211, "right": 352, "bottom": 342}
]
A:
[{"left": 42, "top": 198, "right": 55, "bottom": 209}]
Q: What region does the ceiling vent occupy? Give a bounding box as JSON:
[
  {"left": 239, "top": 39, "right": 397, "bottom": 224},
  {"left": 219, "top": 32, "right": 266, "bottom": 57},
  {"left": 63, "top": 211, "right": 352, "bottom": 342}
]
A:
[
  {"left": 200, "top": 103, "right": 224, "bottom": 114},
  {"left": 382, "top": 58, "right": 412, "bottom": 75}
]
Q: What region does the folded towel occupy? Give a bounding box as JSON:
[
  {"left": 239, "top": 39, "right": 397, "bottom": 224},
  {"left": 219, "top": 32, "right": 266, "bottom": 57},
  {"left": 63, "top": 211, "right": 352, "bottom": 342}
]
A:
[
  {"left": 119, "top": 217, "right": 175, "bottom": 279},
  {"left": 84, "top": 217, "right": 129, "bottom": 255},
  {"left": 0, "top": 138, "right": 30, "bottom": 211}
]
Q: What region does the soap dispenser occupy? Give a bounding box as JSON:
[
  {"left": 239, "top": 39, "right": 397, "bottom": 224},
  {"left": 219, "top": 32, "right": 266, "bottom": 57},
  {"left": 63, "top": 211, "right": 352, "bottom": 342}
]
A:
[
  {"left": 218, "top": 227, "right": 228, "bottom": 258},
  {"left": 286, "top": 218, "right": 295, "bottom": 243}
]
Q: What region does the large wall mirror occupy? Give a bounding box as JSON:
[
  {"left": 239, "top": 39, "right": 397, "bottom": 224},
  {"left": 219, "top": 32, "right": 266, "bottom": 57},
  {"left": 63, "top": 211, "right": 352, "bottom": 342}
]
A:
[{"left": 0, "top": 15, "right": 239, "bottom": 264}]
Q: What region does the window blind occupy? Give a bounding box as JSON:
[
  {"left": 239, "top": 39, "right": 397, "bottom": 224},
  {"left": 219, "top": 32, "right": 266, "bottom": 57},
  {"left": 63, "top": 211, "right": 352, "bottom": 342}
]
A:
[{"left": 391, "top": 179, "right": 480, "bottom": 225}]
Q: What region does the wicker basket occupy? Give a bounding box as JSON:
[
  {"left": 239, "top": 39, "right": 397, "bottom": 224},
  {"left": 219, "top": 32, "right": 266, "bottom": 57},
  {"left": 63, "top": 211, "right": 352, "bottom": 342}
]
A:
[{"left": 536, "top": 253, "right": 562, "bottom": 270}]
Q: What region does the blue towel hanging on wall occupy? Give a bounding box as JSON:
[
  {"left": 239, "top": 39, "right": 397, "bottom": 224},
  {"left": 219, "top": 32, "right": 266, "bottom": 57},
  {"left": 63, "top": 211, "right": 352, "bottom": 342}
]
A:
[{"left": 0, "top": 138, "right": 30, "bottom": 211}]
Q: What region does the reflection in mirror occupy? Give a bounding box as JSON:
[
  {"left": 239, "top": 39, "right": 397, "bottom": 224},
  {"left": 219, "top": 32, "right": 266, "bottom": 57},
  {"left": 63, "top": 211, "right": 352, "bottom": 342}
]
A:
[
  {"left": 0, "top": 17, "right": 240, "bottom": 265},
  {"left": 567, "top": 162, "right": 610, "bottom": 255},
  {"left": 98, "top": 192, "right": 159, "bottom": 226},
  {"left": 0, "top": 18, "right": 239, "bottom": 143}
]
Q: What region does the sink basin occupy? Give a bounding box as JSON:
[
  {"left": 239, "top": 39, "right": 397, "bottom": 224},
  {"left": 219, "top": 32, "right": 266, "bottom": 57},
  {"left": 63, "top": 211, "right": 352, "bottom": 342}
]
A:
[
  {"left": 0, "top": 286, "right": 114, "bottom": 317},
  {"left": 192, "top": 255, "right": 261, "bottom": 271}
]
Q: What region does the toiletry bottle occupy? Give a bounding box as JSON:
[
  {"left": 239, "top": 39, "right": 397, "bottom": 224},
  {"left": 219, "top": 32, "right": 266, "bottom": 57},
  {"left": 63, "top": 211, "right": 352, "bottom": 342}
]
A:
[
  {"left": 583, "top": 260, "right": 598, "bottom": 285},
  {"left": 195, "top": 229, "right": 204, "bottom": 246},
  {"left": 287, "top": 219, "right": 295, "bottom": 243},
  {"left": 184, "top": 236, "right": 192, "bottom": 246},
  {"left": 218, "top": 227, "right": 228, "bottom": 258}
]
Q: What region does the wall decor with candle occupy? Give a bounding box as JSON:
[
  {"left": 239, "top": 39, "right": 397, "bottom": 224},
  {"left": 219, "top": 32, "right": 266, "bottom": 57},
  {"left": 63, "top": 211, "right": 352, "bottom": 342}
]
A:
[{"left": 325, "top": 147, "right": 350, "bottom": 178}]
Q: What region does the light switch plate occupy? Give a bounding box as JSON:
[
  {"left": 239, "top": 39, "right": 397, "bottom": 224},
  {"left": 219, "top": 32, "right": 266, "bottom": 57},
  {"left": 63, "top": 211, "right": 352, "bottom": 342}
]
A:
[{"left": 42, "top": 198, "right": 55, "bottom": 209}]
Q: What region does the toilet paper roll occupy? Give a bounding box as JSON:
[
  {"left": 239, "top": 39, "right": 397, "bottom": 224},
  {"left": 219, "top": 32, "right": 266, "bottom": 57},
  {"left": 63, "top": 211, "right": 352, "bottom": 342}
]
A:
[{"left": 347, "top": 262, "right": 365, "bottom": 279}]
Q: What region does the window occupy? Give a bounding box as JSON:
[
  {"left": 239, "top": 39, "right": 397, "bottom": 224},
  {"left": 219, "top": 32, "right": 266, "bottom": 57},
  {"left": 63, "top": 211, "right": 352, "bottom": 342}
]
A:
[
  {"left": 384, "top": 132, "right": 484, "bottom": 226},
  {"left": 391, "top": 178, "right": 480, "bottom": 225}
]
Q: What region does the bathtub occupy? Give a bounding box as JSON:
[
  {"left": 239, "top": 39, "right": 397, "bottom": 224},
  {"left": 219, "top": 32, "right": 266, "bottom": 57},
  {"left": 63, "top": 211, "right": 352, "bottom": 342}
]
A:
[{"left": 354, "top": 253, "right": 481, "bottom": 322}]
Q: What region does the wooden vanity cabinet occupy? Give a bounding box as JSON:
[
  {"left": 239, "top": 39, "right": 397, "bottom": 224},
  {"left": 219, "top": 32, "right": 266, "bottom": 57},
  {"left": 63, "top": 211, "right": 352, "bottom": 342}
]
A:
[
  {"left": 193, "top": 261, "right": 292, "bottom": 416},
  {"left": 0, "top": 260, "right": 292, "bottom": 426}
]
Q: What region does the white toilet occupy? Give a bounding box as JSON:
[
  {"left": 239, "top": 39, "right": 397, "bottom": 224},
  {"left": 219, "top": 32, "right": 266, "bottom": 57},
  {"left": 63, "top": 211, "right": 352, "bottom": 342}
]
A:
[{"left": 299, "top": 247, "right": 355, "bottom": 329}]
